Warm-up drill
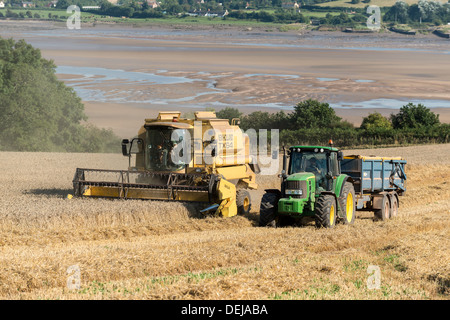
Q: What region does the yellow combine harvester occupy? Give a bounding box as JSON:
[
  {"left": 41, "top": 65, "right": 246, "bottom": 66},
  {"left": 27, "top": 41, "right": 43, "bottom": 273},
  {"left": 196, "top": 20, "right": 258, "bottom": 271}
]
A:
[{"left": 72, "top": 111, "right": 260, "bottom": 217}]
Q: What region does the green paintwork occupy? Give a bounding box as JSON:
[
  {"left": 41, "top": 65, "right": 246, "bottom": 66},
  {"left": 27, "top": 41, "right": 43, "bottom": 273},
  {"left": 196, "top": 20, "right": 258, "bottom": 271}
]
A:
[
  {"left": 276, "top": 145, "right": 349, "bottom": 219},
  {"left": 333, "top": 174, "right": 348, "bottom": 198}
]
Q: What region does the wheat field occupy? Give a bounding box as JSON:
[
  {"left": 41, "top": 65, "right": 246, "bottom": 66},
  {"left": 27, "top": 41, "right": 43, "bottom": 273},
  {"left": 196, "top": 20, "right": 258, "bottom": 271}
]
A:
[{"left": 0, "top": 144, "right": 448, "bottom": 300}]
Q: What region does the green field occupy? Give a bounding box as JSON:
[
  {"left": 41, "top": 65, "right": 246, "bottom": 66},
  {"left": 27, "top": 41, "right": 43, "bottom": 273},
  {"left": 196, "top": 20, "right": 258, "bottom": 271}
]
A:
[
  {"left": 316, "top": 0, "right": 419, "bottom": 8},
  {"left": 0, "top": 8, "right": 283, "bottom": 28},
  {"left": 0, "top": 7, "right": 336, "bottom": 29}
]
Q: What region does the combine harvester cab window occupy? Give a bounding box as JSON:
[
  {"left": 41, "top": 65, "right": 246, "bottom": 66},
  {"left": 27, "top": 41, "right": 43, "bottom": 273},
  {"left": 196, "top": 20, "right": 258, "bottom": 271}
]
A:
[{"left": 145, "top": 127, "right": 191, "bottom": 172}]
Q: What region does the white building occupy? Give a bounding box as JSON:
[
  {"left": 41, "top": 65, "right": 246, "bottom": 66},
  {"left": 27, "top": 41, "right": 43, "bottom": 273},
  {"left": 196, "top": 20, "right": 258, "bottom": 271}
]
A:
[
  {"left": 147, "top": 1, "right": 160, "bottom": 8},
  {"left": 0, "top": 1, "right": 5, "bottom": 8},
  {"left": 282, "top": 2, "right": 300, "bottom": 9}
]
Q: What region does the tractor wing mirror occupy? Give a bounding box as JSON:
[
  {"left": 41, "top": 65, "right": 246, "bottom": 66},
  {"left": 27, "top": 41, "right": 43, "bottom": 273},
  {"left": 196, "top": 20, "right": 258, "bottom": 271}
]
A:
[
  {"left": 337, "top": 151, "right": 344, "bottom": 161},
  {"left": 122, "top": 139, "right": 130, "bottom": 156}
]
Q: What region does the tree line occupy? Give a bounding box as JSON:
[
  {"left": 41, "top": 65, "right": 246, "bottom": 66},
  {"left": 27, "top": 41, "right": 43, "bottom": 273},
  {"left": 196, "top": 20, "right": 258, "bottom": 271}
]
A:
[
  {"left": 2, "top": 0, "right": 449, "bottom": 28},
  {"left": 215, "top": 100, "right": 450, "bottom": 148},
  {"left": 0, "top": 37, "right": 120, "bottom": 152},
  {"left": 384, "top": 0, "right": 450, "bottom": 25}
]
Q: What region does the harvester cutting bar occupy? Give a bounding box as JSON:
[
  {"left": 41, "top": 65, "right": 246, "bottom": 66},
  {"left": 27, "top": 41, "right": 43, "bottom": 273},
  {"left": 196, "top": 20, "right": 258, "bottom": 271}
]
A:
[{"left": 73, "top": 168, "right": 215, "bottom": 202}]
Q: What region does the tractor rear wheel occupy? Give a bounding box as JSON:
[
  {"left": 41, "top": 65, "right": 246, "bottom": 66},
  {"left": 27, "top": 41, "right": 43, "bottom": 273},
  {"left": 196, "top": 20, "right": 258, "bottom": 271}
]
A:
[
  {"left": 339, "top": 182, "right": 356, "bottom": 225},
  {"left": 259, "top": 192, "right": 279, "bottom": 227},
  {"left": 315, "top": 194, "right": 337, "bottom": 228},
  {"left": 236, "top": 188, "right": 252, "bottom": 215}
]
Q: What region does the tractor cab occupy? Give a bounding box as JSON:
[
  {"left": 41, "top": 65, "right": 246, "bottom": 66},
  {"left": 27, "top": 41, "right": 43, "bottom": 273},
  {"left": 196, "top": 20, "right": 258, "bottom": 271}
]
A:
[{"left": 284, "top": 144, "right": 343, "bottom": 192}]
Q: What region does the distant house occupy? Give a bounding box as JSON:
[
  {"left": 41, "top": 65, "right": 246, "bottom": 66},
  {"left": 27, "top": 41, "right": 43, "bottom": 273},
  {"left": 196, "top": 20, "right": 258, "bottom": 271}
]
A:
[
  {"left": 21, "top": 1, "right": 35, "bottom": 8},
  {"left": 147, "top": 1, "right": 160, "bottom": 8},
  {"left": 46, "top": 1, "right": 58, "bottom": 8},
  {"left": 0, "top": 1, "right": 5, "bottom": 8},
  {"left": 186, "top": 10, "right": 200, "bottom": 17},
  {"left": 282, "top": 2, "right": 300, "bottom": 9},
  {"left": 204, "top": 9, "right": 228, "bottom": 18},
  {"left": 187, "top": 9, "right": 228, "bottom": 18},
  {"left": 82, "top": 6, "right": 101, "bottom": 10}
]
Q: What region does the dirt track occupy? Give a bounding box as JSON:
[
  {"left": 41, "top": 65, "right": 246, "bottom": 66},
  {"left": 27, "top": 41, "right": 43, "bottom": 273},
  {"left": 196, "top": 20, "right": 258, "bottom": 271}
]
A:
[{"left": 0, "top": 144, "right": 448, "bottom": 299}]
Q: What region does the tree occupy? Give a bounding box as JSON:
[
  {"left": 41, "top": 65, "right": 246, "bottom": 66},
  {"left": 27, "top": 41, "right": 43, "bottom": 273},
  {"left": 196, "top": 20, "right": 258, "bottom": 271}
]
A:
[
  {"left": 0, "top": 37, "right": 119, "bottom": 152},
  {"left": 418, "top": 0, "right": 443, "bottom": 22},
  {"left": 390, "top": 103, "right": 440, "bottom": 129},
  {"left": 384, "top": 0, "right": 409, "bottom": 23},
  {"left": 216, "top": 107, "right": 243, "bottom": 123},
  {"left": 241, "top": 111, "right": 275, "bottom": 131},
  {"left": 360, "top": 112, "right": 392, "bottom": 130},
  {"left": 290, "top": 99, "right": 342, "bottom": 129},
  {"left": 55, "top": 0, "right": 70, "bottom": 9}
]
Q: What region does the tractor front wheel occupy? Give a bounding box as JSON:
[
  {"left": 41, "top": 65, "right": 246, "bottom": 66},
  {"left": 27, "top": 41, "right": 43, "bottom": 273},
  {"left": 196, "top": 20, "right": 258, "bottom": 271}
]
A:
[
  {"left": 259, "top": 192, "right": 279, "bottom": 227},
  {"left": 315, "top": 194, "right": 337, "bottom": 228}
]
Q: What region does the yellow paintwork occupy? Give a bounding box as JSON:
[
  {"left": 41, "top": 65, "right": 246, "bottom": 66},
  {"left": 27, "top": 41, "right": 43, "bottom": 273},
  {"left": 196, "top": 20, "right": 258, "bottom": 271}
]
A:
[
  {"left": 76, "top": 111, "right": 259, "bottom": 218},
  {"left": 346, "top": 192, "right": 354, "bottom": 222},
  {"left": 330, "top": 203, "right": 335, "bottom": 226},
  {"left": 83, "top": 186, "right": 209, "bottom": 202},
  {"left": 215, "top": 178, "right": 237, "bottom": 217},
  {"left": 344, "top": 155, "right": 404, "bottom": 161}
]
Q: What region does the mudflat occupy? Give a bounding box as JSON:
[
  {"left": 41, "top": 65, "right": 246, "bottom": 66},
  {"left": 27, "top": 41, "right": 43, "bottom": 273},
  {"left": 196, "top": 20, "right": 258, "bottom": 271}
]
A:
[{"left": 1, "top": 20, "right": 449, "bottom": 137}]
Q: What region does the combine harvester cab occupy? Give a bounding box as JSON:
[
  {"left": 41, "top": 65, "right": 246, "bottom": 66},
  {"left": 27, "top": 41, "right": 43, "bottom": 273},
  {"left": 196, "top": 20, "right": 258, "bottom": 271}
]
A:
[{"left": 73, "top": 111, "right": 259, "bottom": 217}]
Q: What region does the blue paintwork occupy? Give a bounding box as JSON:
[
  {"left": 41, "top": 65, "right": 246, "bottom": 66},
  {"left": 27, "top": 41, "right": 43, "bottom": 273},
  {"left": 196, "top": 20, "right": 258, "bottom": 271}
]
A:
[{"left": 341, "top": 157, "right": 407, "bottom": 194}]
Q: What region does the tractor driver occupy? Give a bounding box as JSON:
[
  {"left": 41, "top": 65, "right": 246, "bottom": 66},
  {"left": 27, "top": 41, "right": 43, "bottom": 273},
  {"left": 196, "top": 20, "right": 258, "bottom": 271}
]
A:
[
  {"left": 306, "top": 157, "right": 322, "bottom": 175},
  {"left": 306, "top": 157, "right": 326, "bottom": 189}
]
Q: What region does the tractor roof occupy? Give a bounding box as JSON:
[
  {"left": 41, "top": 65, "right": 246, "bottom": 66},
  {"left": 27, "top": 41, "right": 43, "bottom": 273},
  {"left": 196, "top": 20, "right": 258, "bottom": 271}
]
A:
[{"left": 290, "top": 145, "right": 339, "bottom": 152}]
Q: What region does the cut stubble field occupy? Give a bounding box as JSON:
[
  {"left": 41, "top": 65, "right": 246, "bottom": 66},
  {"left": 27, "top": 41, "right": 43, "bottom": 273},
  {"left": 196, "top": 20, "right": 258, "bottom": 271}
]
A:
[{"left": 0, "top": 144, "right": 448, "bottom": 300}]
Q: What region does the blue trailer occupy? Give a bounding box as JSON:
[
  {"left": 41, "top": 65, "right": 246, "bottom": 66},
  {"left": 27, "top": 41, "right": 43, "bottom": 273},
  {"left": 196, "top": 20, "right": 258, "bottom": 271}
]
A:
[{"left": 341, "top": 155, "right": 407, "bottom": 220}]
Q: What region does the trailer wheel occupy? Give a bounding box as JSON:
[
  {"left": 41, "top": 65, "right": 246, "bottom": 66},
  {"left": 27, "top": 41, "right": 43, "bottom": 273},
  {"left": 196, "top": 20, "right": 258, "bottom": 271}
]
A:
[
  {"left": 390, "top": 193, "right": 398, "bottom": 218},
  {"left": 236, "top": 188, "right": 251, "bottom": 215},
  {"left": 315, "top": 194, "right": 337, "bottom": 228},
  {"left": 339, "top": 182, "right": 356, "bottom": 225},
  {"left": 259, "top": 192, "right": 279, "bottom": 227},
  {"left": 375, "top": 195, "right": 390, "bottom": 221}
]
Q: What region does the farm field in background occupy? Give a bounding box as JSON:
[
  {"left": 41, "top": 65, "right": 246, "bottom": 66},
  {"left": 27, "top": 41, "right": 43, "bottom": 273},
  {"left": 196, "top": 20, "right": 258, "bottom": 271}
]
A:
[
  {"left": 316, "top": 0, "right": 421, "bottom": 8},
  {"left": 0, "top": 143, "right": 448, "bottom": 299}
]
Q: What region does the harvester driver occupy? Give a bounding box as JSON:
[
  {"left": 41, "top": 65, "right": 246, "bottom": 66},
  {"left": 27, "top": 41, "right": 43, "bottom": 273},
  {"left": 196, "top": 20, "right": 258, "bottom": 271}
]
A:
[{"left": 306, "top": 157, "right": 326, "bottom": 189}]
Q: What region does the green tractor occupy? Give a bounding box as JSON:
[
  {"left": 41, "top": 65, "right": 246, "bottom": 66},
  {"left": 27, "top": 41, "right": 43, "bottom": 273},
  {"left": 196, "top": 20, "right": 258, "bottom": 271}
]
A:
[{"left": 259, "top": 142, "right": 355, "bottom": 228}]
